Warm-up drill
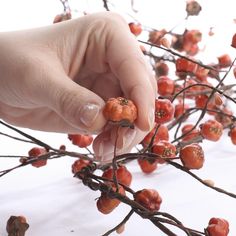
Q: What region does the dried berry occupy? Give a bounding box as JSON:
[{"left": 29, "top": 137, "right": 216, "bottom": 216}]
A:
[
  {"left": 180, "top": 143, "right": 204, "bottom": 169},
  {"left": 231, "top": 33, "right": 236, "bottom": 48},
  {"left": 96, "top": 184, "right": 125, "bottom": 214},
  {"left": 141, "top": 124, "right": 169, "bottom": 148},
  {"left": 134, "top": 189, "right": 162, "bottom": 211},
  {"left": 129, "top": 22, "right": 142, "bottom": 36},
  {"left": 186, "top": 0, "right": 202, "bottom": 16},
  {"left": 68, "top": 134, "right": 93, "bottom": 148},
  {"left": 155, "top": 99, "right": 175, "bottom": 124},
  {"left": 138, "top": 158, "right": 158, "bottom": 174},
  {"left": 200, "top": 119, "right": 223, "bottom": 142},
  {"left": 206, "top": 217, "right": 229, "bottom": 236},
  {"left": 103, "top": 97, "right": 137, "bottom": 124},
  {"left": 152, "top": 140, "right": 176, "bottom": 164},
  {"left": 28, "top": 147, "right": 48, "bottom": 168},
  {"left": 6, "top": 215, "right": 29, "bottom": 236},
  {"left": 71, "top": 159, "right": 91, "bottom": 174},
  {"left": 102, "top": 165, "right": 132, "bottom": 187}
]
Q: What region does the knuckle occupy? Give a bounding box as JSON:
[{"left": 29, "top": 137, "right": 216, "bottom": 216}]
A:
[{"left": 86, "top": 11, "right": 128, "bottom": 32}]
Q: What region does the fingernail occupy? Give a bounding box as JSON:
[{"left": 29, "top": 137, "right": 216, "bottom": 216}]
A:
[
  {"left": 148, "top": 107, "right": 155, "bottom": 131},
  {"left": 96, "top": 141, "right": 114, "bottom": 163},
  {"left": 80, "top": 103, "right": 100, "bottom": 127},
  {"left": 122, "top": 128, "right": 137, "bottom": 148}
]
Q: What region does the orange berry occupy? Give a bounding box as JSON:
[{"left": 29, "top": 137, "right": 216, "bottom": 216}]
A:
[
  {"left": 129, "top": 22, "right": 142, "bottom": 36},
  {"left": 141, "top": 124, "right": 169, "bottom": 148},
  {"left": 180, "top": 143, "right": 204, "bottom": 170},
  {"left": 102, "top": 165, "right": 132, "bottom": 187},
  {"left": 96, "top": 184, "right": 125, "bottom": 214},
  {"left": 68, "top": 134, "right": 93, "bottom": 148},
  {"left": 103, "top": 97, "right": 137, "bottom": 124},
  {"left": 217, "top": 54, "right": 232, "bottom": 68},
  {"left": 138, "top": 158, "right": 158, "bottom": 174},
  {"left": 200, "top": 119, "right": 223, "bottom": 141},
  {"left": 152, "top": 140, "right": 176, "bottom": 164},
  {"left": 28, "top": 147, "right": 47, "bottom": 168},
  {"left": 71, "top": 159, "right": 91, "bottom": 174},
  {"left": 176, "top": 57, "right": 198, "bottom": 74},
  {"left": 155, "top": 99, "right": 175, "bottom": 124},
  {"left": 231, "top": 33, "right": 236, "bottom": 48},
  {"left": 134, "top": 189, "right": 162, "bottom": 211}
]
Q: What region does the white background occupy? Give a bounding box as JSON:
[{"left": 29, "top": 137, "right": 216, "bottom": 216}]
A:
[{"left": 0, "top": 0, "right": 236, "bottom": 235}]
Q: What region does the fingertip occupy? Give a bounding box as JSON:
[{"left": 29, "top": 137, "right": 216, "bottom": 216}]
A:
[
  {"left": 130, "top": 85, "right": 156, "bottom": 132},
  {"left": 93, "top": 126, "right": 137, "bottom": 163}
]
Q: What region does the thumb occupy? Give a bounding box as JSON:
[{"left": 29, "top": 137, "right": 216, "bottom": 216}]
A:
[{"left": 45, "top": 76, "right": 106, "bottom": 134}]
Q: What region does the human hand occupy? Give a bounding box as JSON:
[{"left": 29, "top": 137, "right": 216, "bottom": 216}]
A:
[{"left": 0, "top": 12, "right": 156, "bottom": 162}]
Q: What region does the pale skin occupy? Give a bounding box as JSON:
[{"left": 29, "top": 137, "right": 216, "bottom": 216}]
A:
[{"left": 0, "top": 12, "right": 156, "bottom": 162}]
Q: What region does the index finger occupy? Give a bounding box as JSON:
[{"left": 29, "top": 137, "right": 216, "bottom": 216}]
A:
[{"left": 105, "top": 15, "right": 156, "bottom": 131}]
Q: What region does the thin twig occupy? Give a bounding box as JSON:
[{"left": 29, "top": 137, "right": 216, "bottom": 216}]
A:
[{"left": 102, "top": 210, "right": 134, "bottom": 236}]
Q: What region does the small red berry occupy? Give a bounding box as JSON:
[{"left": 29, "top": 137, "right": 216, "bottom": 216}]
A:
[
  {"left": 195, "top": 95, "right": 217, "bottom": 115},
  {"left": 185, "top": 43, "right": 199, "bottom": 56},
  {"left": 138, "top": 158, "right": 158, "bottom": 174},
  {"left": 152, "top": 140, "right": 176, "bottom": 164},
  {"left": 233, "top": 67, "right": 236, "bottom": 78},
  {"left": 174, "top": 103, "right": 189, "bottom": 120},
  {"left": 229, "top": 126, "right": 236, "bottom": 145},
  {"left": 141, "top": 124, "right": 169, "bottom": 148},
  {"left": 68, "top": 134, "right": 93, "bottom": 148},
  {"left": 155, "top": 61, "right": 169, "bottom": 76},
  {"left": 180, "top": 143, "right": 205, "bottom": 170},
  {"left": 175, "top": 57, "right": 198, "bottom": 74},
  {"left": 231, "top": 33, "right": 236, "bottom": 48},
  {"left": 71, "top": 159, "right": 91, "bottom": 174},
  {"left": 28, "top": 147, "right": 48, "bottom": 168},
  {"left": 217, "top": 54, "right": 232, "bottom": 68},
  {"left": 96, "top": 184, "right": 125, "bottom": 214},
  {"left": 195, "top": 95, "right": 208, "bottom": 109},
  {"left": 128, "top": 22, "right": 142, "bottom": 36},
  {"left": 157, "top": 76, "right": 175, "bottom": 96},
  {"left": 206, "top": 217, "right": 229, "bottom": 236},
  {"left": 6, "top": 215, "right": 29, "bottom": 235},
  {"left": 186, "top": 0, "right": 202, "bottom": 16},
  {"left": 59, "top": 144, "right": 66, "bottom": 151},
  {"left": 103, "top": 97, "right": 138, "bottom": 124},
  {"left": 183, "top": 29, "right": 202, "bottom": 45},
  {"left": 155, "top": 99, "right": 175, "bottom": 124},
  {"left": 102, "top": 165, "right": 132, "bottom": 187},
  {"left": 200, "top": 119, "right": 223, "bottom": 141},
  {"left": 148, "top": 29, "right": 167, "bottom": 45},
  {"left": 181, "top": 124, "right": 200, "bottom": 142},
  {"left": 134, "top": 189, "right": 162, "bottom": 212},
  {"left": 195, "top": 66, "right": 209, "bottom": 81}
]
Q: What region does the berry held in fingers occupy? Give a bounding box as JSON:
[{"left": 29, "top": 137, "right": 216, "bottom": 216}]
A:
[{"left": 103, "top": 97, "right": 138, "bottom": 124}]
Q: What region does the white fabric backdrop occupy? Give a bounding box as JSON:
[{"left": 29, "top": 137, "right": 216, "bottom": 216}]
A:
[{"left": 0, "top": 126, "right": 236, "bottom": 235}]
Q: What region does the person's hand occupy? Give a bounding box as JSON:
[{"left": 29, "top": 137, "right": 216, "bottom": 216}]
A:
[{"left": 0, "top": 12, "right": 156, "bottom": 162}]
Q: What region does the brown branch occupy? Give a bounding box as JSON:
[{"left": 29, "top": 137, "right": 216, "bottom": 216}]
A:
[
  {"left": 170, "top": 58, "right": 236, "bottom": 144},
  {"left": 138, "top": 40, "right": 219, "bottom": 71},
  {"left": 102, "top": 0, "right": 110, "bottom": 11},
  {"left": 0, "top": 120, "right": 54, "bottom": 151},
  {"left": 167, "top": 160, "right": 236, "bottom": 199},
  {"left": 0, "top": 131, "right": 34, "bottom": 144},
  {"left": 76, "top": 168, "right": 207, "bottom": 235}
]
